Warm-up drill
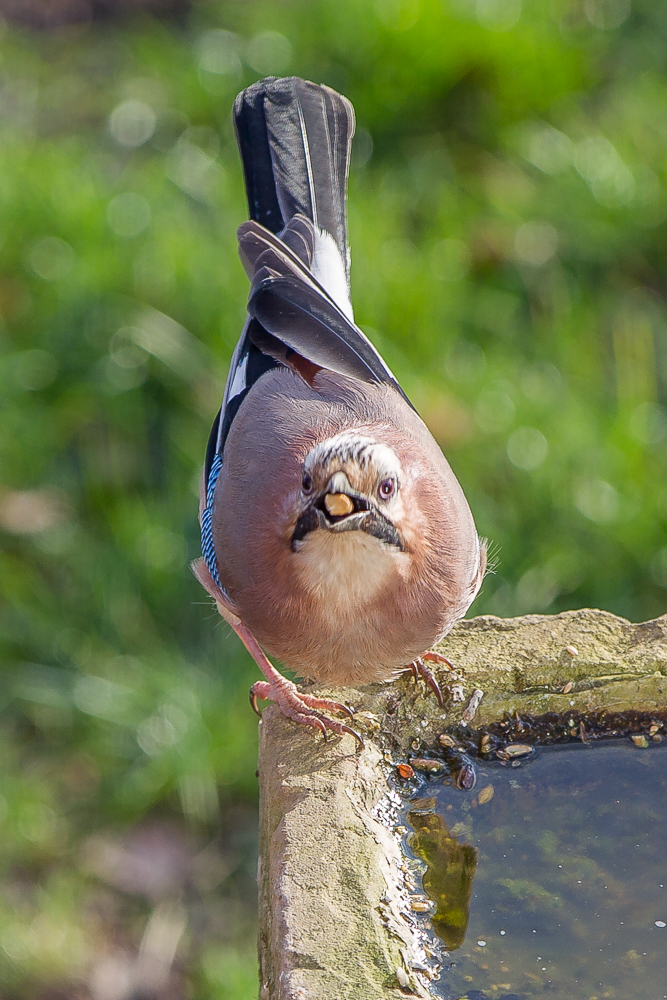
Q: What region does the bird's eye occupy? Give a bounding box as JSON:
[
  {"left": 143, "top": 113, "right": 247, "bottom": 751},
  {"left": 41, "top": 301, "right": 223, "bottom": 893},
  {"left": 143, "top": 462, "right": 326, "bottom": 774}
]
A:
[
  {"left": 302, "top": 472, "right": 313, "bottom": 495},
  {"left": 378, "top": 478, "right": 396, "bottom": 501}
]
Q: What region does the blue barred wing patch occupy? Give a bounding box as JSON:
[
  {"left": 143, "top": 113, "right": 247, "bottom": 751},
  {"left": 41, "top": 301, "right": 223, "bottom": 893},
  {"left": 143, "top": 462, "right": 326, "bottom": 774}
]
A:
[
  {"left": 200, "top": 320, "right": 279, "bottom": 587},
  {"left": 201, "top": 452, "right": 223, "bottom": 590}
]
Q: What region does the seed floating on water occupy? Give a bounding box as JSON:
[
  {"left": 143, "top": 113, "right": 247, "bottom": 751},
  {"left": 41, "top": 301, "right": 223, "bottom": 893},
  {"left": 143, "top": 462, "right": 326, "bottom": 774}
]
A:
[
  {"left": 324, "top": 492, "right": 354, "bottom": 516},
  {"left": 410, "top": 899, "right": 432, "bottom": 912},
  {"left": 478, "top": 785, "right": 495, "bottom": 805},
  {"left": 631, "top": 735, "right": 649, "bottom": 748},
  {"left": 397, "top": 763, "right": 415, "bottom": 779},
  {"left": 504, "top": 743, "right": 534, "bottom": 758}
]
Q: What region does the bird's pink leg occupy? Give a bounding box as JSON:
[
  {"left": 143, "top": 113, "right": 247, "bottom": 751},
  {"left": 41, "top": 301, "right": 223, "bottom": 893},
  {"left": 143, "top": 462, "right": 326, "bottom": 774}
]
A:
[
  {"left": 403, "top": 651, "right": 453, "bottom": 708},
  {"left": 230, "top": 619, "right": 363, "bottom": 747}
]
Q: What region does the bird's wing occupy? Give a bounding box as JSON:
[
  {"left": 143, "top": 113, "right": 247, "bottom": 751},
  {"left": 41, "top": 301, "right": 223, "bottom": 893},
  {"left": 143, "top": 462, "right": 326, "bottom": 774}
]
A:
[{"left": 241, "top": 218, "right": 404, "bottom": 388}]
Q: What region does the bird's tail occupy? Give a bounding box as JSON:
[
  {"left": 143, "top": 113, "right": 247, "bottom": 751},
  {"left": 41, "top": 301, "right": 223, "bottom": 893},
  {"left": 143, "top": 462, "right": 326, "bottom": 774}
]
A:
[{"left": 233, "top": 77, "right": 355, "bottom": 317}]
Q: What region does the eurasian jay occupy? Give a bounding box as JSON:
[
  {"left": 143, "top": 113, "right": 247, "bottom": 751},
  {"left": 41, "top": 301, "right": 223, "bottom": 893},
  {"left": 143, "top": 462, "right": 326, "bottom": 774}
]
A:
[{"left": 193, "top": 77, "right": 486, "bottom": 744}]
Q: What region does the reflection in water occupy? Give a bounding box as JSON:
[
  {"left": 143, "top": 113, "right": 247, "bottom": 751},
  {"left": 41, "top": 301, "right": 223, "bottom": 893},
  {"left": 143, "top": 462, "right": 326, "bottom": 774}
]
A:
[
  {"left": 408, "top": 800, "right": 478, "bottom": 950},
  {"left": 405, "top": 741, "right": 667, "bottom": 1000}
]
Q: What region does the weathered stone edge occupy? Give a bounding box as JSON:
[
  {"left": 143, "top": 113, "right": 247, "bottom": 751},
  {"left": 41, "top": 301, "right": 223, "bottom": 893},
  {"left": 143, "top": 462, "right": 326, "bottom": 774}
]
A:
[{"left": 257, "top": 608, "right": 667, "bottom": 1000}]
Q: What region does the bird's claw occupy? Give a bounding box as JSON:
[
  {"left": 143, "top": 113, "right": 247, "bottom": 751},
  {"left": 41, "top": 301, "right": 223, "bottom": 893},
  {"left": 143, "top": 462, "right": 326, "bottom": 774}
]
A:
[
  {"left": 405, "top": 654, "right": 446, "bottom": 708},
  {"left": 250, "top": 689, "right": 263, "bottom": 717},
  {"left": 422, "top": 650, "right": 453, "bottom": 670},
  {"left": 313, "top": 716, "right": 328, "bottom": 740},
  {"left": 334, "top": 701, "right": 355, "bottom": 719},
  {"left": 249, "top": 679, "right": 363, "bottom": 747},
  {"left": 338, "top": 723, "right": 365, "bottom": 749}
]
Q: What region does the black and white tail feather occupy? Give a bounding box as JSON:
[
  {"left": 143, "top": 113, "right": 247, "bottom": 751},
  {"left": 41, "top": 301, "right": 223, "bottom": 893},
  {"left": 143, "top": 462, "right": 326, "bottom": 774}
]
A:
[{"left": 201, "top": 77, "right": 411, "bottom": 587}]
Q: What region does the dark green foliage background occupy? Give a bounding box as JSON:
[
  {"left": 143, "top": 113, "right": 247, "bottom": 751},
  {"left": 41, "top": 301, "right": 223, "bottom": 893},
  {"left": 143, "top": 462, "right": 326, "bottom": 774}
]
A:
[{"left": 0, "top": 0, "right": 666, "bottom": 995}]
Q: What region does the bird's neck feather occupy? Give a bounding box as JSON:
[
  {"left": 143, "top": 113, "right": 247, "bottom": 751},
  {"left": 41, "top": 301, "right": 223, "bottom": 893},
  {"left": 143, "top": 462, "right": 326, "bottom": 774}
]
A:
[{"left": 292, "top": 529, "right": 405, "bottom": 612}]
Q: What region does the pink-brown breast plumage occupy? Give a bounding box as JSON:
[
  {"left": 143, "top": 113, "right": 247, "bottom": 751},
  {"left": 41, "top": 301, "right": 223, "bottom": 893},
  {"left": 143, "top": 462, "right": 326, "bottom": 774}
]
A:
[{"left": 210, "top": 366, "right": 485, "bottom": 686}]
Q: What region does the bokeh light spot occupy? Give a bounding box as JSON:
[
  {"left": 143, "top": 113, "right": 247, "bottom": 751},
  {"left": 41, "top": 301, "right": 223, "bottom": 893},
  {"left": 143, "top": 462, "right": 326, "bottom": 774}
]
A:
[
  {"left": 475, "top": 385, "right": 516, "bottom": 433},
  {"left": 514, "top": 222, "right": 558, "bottom": 266},
  {"left": 584, "top": 0, "right": 631, "bottom": 30},
  {"left": 246, "top": 32, "right": 292, "bottom": 75},
  {"left": 166, "top": 138, "right": 222, "bottom": 203},
  {"left": 108, "top": 100, "right": 156, "bottom": 148},
  {"left": 109, "top": 328, "right": 148, "bottom": 370},
  {"left": 574, "top": 135, "right": 634, "bottom": 206},
  {"left": 476, "top": 0, "right": 521, "bottom": 31},
  {"left": 375, "top": 0, "right": 421, "bottom": 30},
  {"left": 197, "top": 30, "right": 242, "bottom": 76},
  {"left": 18, "top": 802, "right": 60, "bottom": 844},
  {"left": 1, "top": 922, "right": 38, "bottom": 963},
  {"left": 73, "top": 675, "right": 131, "bottom": 720},
  {"left": 137, "top": 714, "right": 179, "bottom": 755},
  {"left": 628, "top": 402, "right": 667, "bottom": 444},
  {"left": 507, "top": 427, "right": 549, "bottom": 470},
  {"left": 516, "top": 565, "right": 559, "bottom": 611},
  {"left": 522, "top": 123, "right": 573, "bottom": 175},
  {"left": 446, "top": 341, "right": 487, "bottom": 383},
  {"left": 107, "top": 192, "right": 151, "bottom": 238},
  {"left": 27, "top": 236, "right": 74, "bottom": 280},
  {"left": 0, "top": 488, "right": 68, "bottom": 534},
  {"left": 574, "top": 478, "right": 620, "bottom": 523}
]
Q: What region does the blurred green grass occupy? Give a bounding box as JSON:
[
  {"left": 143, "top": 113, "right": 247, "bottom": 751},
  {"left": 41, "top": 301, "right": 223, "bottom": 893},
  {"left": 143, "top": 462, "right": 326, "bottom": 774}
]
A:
[{"left": 0, "top": 0, "right": 666, "bottom": 996}]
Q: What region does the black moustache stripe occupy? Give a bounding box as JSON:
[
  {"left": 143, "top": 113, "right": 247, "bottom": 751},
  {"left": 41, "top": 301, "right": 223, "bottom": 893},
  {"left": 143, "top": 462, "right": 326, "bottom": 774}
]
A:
[
  {"left": 290, "top": 505, "right": 403, "bottom": 551},
  {"left": 291, "top": 506, "right": 320, "bottom": 547},
  {"left": 360, "top": 512, "right": 403, "bottom": 550}
]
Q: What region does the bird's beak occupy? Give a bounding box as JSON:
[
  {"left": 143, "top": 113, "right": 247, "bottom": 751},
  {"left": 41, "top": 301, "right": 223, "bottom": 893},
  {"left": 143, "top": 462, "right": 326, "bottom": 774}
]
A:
[
  {"left": 291, "top": 480, "right": 403, "bottom": 551},
  {"left": 318, "top": 489, "right": 369, "bottom": 525}
]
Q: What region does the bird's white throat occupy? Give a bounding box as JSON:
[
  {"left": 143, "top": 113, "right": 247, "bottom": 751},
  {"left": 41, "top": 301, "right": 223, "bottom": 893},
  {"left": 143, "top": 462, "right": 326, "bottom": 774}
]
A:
[{"left": 293, "top": 526, "right": 404, "bottom": 612}]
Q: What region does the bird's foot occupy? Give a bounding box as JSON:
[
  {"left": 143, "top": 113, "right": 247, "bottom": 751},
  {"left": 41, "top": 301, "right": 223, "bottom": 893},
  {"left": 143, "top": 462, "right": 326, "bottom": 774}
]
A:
[
  {"left": 222, "top": 615, "right": 363, "bottom": 747},
  {"left": 404, "top": 651, "right": 453, "bottom": 708},
  {"left": 250, "top": 678, "right": 363, "bottom": 747}
]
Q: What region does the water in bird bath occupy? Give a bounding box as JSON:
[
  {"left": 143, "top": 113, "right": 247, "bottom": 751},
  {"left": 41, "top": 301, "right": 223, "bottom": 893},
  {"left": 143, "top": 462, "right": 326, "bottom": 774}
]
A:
[{"left": 404, "top": 740, "right": 667, "bottom": 1000}]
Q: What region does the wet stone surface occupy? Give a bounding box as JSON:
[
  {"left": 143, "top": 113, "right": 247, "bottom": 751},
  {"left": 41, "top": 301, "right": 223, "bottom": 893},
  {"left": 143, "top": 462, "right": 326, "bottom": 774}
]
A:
[{"left": 402, "top": 739, "right": 667, "bottom": 1000}]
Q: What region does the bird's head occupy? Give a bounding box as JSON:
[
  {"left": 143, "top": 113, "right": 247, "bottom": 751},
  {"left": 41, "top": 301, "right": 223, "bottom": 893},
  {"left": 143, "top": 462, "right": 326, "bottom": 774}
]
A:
[{"left": 291, "top": 432, "right": 405, "bottom": 552}]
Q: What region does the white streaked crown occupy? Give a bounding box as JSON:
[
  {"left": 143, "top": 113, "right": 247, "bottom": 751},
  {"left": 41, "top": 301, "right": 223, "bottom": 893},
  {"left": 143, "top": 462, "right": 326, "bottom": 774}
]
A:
[{"left": 303, "top": 432, "right": 402, "bottom": 490}]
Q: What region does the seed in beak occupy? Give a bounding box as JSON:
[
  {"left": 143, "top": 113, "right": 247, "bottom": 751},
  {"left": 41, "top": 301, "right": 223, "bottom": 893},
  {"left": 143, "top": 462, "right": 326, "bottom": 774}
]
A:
[{"left": 324, "top": 493, "right": 355, "bottom": 517}]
